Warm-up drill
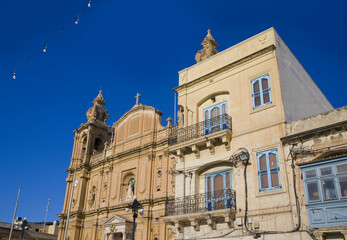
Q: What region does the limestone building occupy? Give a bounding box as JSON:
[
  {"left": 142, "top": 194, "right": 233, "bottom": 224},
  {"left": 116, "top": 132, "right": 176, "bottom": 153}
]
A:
[
  {"left": 58, "top": 27, "right": 346, "bottom": 240},
  {"left": 57, "top": 91, "right": 175, "bottom": 240}
]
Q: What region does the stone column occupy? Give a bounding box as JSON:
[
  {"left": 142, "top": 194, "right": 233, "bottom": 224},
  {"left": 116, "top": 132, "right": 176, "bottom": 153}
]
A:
[{"left": 122, "top": 231, "right": 127, "bottom": 240}]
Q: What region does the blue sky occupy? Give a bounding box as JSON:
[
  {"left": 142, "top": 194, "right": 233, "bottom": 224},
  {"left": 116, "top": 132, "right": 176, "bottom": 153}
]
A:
[{"left": 0, "top": 0, "right": 346, "bottom": 223}]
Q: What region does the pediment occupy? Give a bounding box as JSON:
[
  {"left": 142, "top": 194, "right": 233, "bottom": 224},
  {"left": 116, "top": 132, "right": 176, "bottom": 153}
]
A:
[
  {"left": 104, "top": 214, "right": 132, "bottom": 226},
  {"left": 112, "top": 104, "right": 165, "bottom": 143}
]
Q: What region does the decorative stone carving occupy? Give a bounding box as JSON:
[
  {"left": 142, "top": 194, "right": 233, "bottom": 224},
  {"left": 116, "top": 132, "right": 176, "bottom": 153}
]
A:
[
  {"left": 88, "top": 185, "right": 96, "bottom": 205},
  {"left": 195, "top": 29, "right": 219, "bottom": 63},
  {"left": 86, "top": 90, "right": 109, "bottom": 124},
  {"left": 139, "top": 160, "right": 148, "bottom": 194},
  {"left": 125, "top": 178, "right": 135, "bottom": 201},
  {"left": 166, "top": 117, "right": 172, "bottom": 127},
  {"left": 111, "top": 172, "right": 119, "bottom": 199},
  {"left": 177, "top": 106, "right": 184, "bottom": 128}
]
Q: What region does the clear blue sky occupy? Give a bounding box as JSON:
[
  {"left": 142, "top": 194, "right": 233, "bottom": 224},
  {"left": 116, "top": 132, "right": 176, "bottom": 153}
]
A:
[{"left": 0, "top": 0, "right": 346, "bottom": 223}]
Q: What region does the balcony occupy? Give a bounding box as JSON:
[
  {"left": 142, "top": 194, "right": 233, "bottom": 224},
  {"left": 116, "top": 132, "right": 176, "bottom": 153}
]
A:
[
  {"left": 163, "top": 190, "right": 236, "bottom": 232},
  {"left": 168, "top": 114, "right": 232, "bottom": 157}
]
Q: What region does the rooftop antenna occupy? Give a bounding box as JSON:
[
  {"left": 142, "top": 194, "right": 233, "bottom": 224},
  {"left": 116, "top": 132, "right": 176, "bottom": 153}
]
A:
[{"left": 43, "top": 198, "right": 51, "bottom": 230}]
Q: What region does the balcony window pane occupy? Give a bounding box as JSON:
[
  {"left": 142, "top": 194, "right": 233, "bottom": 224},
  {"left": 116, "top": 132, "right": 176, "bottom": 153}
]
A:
[
  {"left": 226, "top": 172, "right": 230, "bottom": 189},
  {"left": 207, "top": 177, "right": 211, "bottom": 193},
  {"left": 321, "top": 167, "right": 332, "bottom": 176},
  {"left": 306, "top": 170, "right": 316, "bottom": 179},
  {"left": 222, "top": 104, "right": 226, "bottom": 115},
  {"left": 205, "top": 111, "right": 209, "bottom": 127},
  {"left": 322, "top": 179, "right": 337, "bottom": 200},
  {"left": 261, "top": 174, "right": 269, "bottom": 188},
  {"left": 259, "top": 155, "right": 267, "bottom": 171},
  {"left": 263, "top": 92, "right": 270, "bottom": 103},
  {"left": 307, "top": 182, "right": 320, "bottom": 201},
  {"left": 211, "top": 107, "right": 220, "bottom": 118},
  {"left": 339, "top": 177, "right": 347, "bottom": 197},
  {"left": 337, "top": 164, "right": 347, "bottom": 173},
  {"left": 214, "top": 174, "right": 223, "bottom": 193},
  {"left": 271, "top": 172, "right": 279, "bottom": 187}
]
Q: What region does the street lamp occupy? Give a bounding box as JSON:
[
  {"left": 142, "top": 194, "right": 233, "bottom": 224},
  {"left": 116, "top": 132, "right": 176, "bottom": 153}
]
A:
[
  {"left": 14, "top": 217, "right": 29, "bottom": 240},
  {"left": 125, "top": 196, "right": 144, "bottom": 240}
]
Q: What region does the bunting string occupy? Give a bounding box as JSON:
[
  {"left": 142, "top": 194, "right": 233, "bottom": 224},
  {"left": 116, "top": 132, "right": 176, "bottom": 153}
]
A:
[{"left": 1, "top": 0, "right": 93, "bottom": 83}]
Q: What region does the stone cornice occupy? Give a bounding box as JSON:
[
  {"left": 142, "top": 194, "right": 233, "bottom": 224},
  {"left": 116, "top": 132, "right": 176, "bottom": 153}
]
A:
[
  {"left": 74, "top": 121, "right": 111, "bottom": 134},
  {"left": 281, "top": 120, "right": 347, "bottom": 143},
  {"left": 174, "top": 45, "right": 276, "bottom": 92},
  {"left": 89, "top": 138, "right": 169, "bottom": 168},
  {"left": 83, "top": 197, "right": 171, "bottom": 218}
]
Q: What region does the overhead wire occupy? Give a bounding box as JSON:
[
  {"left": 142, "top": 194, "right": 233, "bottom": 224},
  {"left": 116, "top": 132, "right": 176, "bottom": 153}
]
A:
[{"left": 0, "top": 0, "right": 93, "bottom": 83}]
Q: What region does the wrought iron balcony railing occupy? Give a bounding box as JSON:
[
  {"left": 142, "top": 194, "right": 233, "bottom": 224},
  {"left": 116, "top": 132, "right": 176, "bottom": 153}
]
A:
[
  {"left": 165, "top": 189, "right": 236, "bottom": 216},
  {"left": 169, "top": 114, "right": 232, "bottom": 146}
]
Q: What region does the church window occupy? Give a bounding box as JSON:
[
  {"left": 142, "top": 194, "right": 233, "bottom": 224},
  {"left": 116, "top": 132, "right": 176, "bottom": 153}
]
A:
[
  {"left": 251, "top": 74, "right": 271, "bottom": 109},
  {"left": 203, "top": 101, "right": 228, "bottom": 135},
  {"left": 257, "top": 149, "right": 281, "bottom": 191}
]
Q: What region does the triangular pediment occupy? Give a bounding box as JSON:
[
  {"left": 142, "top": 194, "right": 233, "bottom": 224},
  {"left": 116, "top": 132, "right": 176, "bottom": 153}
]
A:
[{"left": 104, "top": 214, "right": 132, "bottom": 226}]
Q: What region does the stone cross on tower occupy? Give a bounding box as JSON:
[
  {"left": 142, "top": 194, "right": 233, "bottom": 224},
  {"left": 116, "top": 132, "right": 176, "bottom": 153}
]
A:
[{"left": 135, "top": 93, "right": 141, "bottom": 105}]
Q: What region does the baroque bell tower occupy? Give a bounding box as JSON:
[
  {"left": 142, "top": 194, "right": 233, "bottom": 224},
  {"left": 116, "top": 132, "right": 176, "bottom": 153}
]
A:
[
  {"left": 58, "top": 91, "right": 112, "bottom": 240},
  {"left": 71, "top": 90, "right": 111, "bottom": 166}
]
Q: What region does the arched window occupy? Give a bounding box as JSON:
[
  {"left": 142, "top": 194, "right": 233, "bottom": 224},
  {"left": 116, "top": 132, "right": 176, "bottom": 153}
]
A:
[
  {"left": 93, "top": 137, "right": 104, "bottom": 153},
  {"left": 203, "top": 101, "right": 228, "bottom": 134},
  {"left": 81, "top": 137, "right": 87, "bottom": 156},
  {"left": 205, "top": 169, "right": 232, "bottom": 211}
]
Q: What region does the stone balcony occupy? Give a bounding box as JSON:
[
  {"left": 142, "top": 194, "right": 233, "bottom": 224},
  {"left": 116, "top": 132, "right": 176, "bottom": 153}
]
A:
[
  {"left": 168, "top": 114, "right": 232, "bottom": 158},
  {"left": 163, "top": 189, "right": 236, "bottom": 232}
]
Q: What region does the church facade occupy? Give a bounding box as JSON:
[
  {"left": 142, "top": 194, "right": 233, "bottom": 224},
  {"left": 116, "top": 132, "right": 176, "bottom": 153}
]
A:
[{"left": 58, "top": 28, "right": 347, "bottom": 240}]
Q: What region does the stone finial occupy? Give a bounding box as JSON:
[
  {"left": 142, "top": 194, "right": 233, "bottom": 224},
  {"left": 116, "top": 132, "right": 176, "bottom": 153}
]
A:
[
  {"left": 195, "top": 29, "right": 219, "bottom": 63},
  {"left": 86, "top": 90, "right": 109, "bottom": 124},
  {"left": 166, "top": 117, "right": 172, "bottom": 127},
  {"left": 93, "top": 90, "right": 106, "bottom": 107}
]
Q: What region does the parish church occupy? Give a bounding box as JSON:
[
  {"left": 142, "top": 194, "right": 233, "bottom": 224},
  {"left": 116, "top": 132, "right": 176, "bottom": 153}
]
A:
[{"left": 58, "top": 28, "right": 347, "bottom": 240}]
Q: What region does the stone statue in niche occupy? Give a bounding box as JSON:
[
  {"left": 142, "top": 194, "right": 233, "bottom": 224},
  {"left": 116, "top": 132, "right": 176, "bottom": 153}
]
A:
[
  {"left": 177, "top": 106, "right": 184, "bottom": 128},
  {"left": 88, "top": 186, "right": 96, "bottom": 205},
  {"left": 103, "top": 183, "right": 108, "bottom": 199},
  {"left": 125, "top": 178, "right": 135, "bottom": 201}
]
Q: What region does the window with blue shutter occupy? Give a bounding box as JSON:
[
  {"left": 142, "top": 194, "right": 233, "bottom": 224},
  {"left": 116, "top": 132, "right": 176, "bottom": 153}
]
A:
[
  {"left": 251, "top": 74, "right": 272, "bottom": 109},
  {"left": 257, "top": 149, "right": 281, "bottom": 191}
]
